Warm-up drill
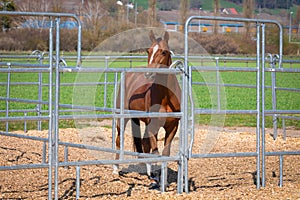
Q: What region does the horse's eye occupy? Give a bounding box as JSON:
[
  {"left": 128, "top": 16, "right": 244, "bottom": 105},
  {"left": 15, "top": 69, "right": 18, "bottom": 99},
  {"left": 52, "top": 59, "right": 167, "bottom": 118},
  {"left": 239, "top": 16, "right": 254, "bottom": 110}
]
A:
[{"left": 161, "top": 50, "right": 168, "bottom": 56}]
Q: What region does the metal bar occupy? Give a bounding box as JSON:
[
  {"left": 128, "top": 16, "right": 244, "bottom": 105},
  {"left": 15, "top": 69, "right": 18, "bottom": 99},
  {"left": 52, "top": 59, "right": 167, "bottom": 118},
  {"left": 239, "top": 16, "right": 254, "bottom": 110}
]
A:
[
  {"left": 48, "top": 17, "right": 54, "bottom": 200},
  {"left": 0, "top": 164, "right": 49, "bottom": 171},
  {"left": 191, "top": 152, "right": 258, "bottom": 158},
  {"left": 0, "top": 116, "right": 50, "bottom": 122},
  {"left": 76, "top": 166, "right": 81, "bottom": 199},
  {"left": 279, "top": 155, "right": 283, "bottom": 187},
  {"left": 0, "top": 156, "right": 180, "bottom": 171},
  {"left": 64, "top": 146, "right": 69, "bottom": 168},
  {"left": 160, "top": 162, "right": 167, "bottom": 193},
  {"left": 2, "top": 54, "right": 299, "bottom": 65},
  {"left": 282, "top": 118, "right": 287, "bottom": 140},
  {"left": 120, "top": 72, "right": 125, "bottom": 160},
  {"left": 255, "top": 22, "right": 261, "bottom": 190},
  {"left": 261, "top": 23, "right": 266, "bottom": 188},
  {"left": 59, "top": 67, "right": 182, "bottom": 74},
  {"left": 54, "top": 17, "right": 61, "bottom": 200},
  {"left": 5, "top": 63, "right": 11, "bottom": 132},
  {"left": 265, "top": 151, "right": 300, "bottom": 156},
  {"left": 0, "top": 131, "right": 174, "bottom": 158},
  {"left": 43, "top": 141, "right": 47, "bottom": 164},
  {"left": 194, "top": 109, "right": 258, "bottom": 115},
  {"left": 191, "top": 66, "right": 258, "bottom": 72},
  {"left": 264, "top": 68, "right": 300, "bottom": 73},
  {"left": 58, "top": 156, "right": 179, "bottom": 168},
  {"left": 24, "top": 112, "right": 27, "bottom": 133},
  {"left": 37, "top": 56, "right": 43, "bottom": 131},
  {"left": 0, "top": 62, "right": 50, "bottom": 68},
  {"left": 112, "top": 72, "right": 118, "bottom": 150},
  {"left": 215, "top": 58, "right": 221, "bottom": 110}
]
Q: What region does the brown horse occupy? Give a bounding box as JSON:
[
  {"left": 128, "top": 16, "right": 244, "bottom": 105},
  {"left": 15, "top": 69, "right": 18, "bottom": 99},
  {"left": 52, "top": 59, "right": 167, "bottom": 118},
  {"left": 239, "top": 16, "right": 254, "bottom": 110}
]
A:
[{"left": 114, "top": 31, "right": 181, "bottom": 189}]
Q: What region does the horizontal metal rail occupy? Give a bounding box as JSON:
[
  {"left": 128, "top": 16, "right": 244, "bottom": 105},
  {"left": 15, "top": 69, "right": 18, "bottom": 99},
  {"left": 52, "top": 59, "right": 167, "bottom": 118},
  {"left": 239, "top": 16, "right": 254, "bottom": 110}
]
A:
[
  {"left": 0, "top": 156, "right": 180, "bottom": 171},
  {"left": 191, "top": 152, "right": 258, "bottom": 158}
]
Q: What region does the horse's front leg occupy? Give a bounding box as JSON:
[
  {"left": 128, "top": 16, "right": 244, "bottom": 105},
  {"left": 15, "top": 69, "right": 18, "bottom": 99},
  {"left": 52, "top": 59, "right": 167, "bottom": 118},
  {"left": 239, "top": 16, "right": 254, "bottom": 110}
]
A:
[
  {"left": 162, "top": 118, "right": 179, "bottom": 156},
  {"left": 142, "top": 125, "right": 158, "bottom": 177},
  {"left": 143, "top": 119, "right": 161, "bottom": 189},
  {"left": 113, "top": 118, "right": 129, "bottom": 174},
  {"left": 131, "top": 118, "right": 143, "bottom": 154}
]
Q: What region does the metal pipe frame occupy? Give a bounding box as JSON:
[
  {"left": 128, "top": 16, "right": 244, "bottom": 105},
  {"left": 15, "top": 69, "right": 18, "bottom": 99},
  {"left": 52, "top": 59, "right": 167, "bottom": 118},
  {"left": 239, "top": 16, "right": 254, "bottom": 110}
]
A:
[
  {"left": 0, "top": 12, "right": 299, "bottom": 198},
  {"left": 184, "top": 15, "right": 299, "bottom": 191}
]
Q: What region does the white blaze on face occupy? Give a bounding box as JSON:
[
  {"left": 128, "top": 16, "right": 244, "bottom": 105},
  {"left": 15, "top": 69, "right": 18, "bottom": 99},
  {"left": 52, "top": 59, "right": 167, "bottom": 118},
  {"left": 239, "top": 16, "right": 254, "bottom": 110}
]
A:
[{"left": 149, "top": 44, "right": 159, "bottom": 64}]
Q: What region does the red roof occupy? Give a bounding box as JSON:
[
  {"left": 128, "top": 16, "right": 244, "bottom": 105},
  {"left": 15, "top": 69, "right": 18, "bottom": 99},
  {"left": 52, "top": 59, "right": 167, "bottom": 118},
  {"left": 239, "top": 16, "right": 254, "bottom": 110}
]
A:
[{"left": 229, "top": 8, "right": 238, "bottom": 15}]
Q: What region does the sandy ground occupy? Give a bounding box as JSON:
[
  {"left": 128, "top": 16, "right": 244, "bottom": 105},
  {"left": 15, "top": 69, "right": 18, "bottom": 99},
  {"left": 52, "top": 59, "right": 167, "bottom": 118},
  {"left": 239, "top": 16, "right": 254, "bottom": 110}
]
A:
[{"left": 0, "top": 120, "right": 299, "bottom": 199}]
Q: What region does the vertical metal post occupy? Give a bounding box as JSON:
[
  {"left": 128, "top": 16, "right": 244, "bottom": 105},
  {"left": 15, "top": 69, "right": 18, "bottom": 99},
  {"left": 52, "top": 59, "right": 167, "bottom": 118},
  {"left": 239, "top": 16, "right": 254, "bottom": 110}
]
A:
[
  {"left": 64, "top": 146, "right": 69, "bottom": 167},
  {"left": 215, "top": 57, "right": 221, "bottom": 110},
  {"left": 279, "top": 155, "right": 283, "bottom": 187},
  {"left": 261, "top": 23, "right": 266, "bottom": 188},
  {"left": 120, "top": 72, "right": 125, "bottom": 160},
  {"left": 255, "top": 22, "right": 261, "bottom": 190},
  {"left": 160, "top": 162, "right": 167, "bottom": 192},
  {"left": 282, "top": 118, "right": 286, "bottom": 140},
  {"left": 76, "top": 166, "right": 81, "bottom": 199},
  {"left": 5, "top": 63, "right": 11, "bottom": 132},
  {"left": 271, "top": 56, "right": 278, "bottom": 139},
  {"left": 103, "top": 59, "right": 108, "bottom": 108},
  {"left": 43, "top": 141, "right": 47, "bottom": 164},
  {"left": 76, "top": 20, "right": 82, "bottom": 67},
  {"left": 54, "top": 17, "right": 61, "bottom": 200},
  {"left": 24, "top": 112, "right": 27, "bottom": 133},
  {"left": 37, "top": 56, "right": 43, "bottom": 131},
  {"left": 183, "top": 17, "right": 191, "bottom": 194},
  {"left": 188, "top": 65, "right": 195, "bottom": 159},
  {"left": 48, "top": 17, "right": 54, "bottom": 200},
  {"left": 112, "top": 72, "right": 119, "bottom": 150},
  {"left": 289, "top": 11, "right": 293, "bottom": 43}
]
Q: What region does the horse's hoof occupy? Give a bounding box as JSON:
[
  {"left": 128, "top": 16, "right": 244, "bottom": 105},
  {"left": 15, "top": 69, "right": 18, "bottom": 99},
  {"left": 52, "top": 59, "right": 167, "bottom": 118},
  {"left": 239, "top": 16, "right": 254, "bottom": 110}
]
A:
[
  {"left": 112, "top": 165, "right": 119, "bottom": 175},
  {"left": 149, "top": 182, "right": 160, "bottom": 190}
]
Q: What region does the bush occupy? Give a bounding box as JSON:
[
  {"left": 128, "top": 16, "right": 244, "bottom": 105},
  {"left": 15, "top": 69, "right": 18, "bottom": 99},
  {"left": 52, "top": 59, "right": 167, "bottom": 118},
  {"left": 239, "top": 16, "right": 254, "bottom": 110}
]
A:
[
  {"left": 0, "top": 24, "right": 298, "bottom": 56},
  {"left": 191, "top": 33, "right": 242, "bottom": 54}
]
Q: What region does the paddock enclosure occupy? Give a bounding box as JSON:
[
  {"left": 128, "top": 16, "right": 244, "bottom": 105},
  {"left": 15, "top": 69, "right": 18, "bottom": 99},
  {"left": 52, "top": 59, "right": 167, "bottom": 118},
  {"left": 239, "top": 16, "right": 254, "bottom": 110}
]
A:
[{"left": 0, "top": 12, "right": 299, "bottom": 199}]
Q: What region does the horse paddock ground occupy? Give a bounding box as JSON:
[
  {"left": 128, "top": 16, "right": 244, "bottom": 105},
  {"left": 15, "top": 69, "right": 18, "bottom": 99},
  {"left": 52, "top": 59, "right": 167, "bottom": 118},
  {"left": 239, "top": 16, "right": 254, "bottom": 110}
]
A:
[{"left": 0, "top": 121, "right": 299, "bottom": 199}]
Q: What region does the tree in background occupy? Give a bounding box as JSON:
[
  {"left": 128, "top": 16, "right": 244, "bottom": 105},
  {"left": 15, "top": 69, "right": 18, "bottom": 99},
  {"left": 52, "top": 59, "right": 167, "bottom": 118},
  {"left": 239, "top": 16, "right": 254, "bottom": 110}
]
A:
[
  {"left": 52, "top": 0, "right": 63, "bottom": 13},
  {"left": 294, "top": 5, "right": 300, "bottom": 25},
  {"left": 243, "top": 0, "right": 254, "bottom": 37},
  {"left": 213, "top": 0, "right": 219, "bottom": 34},
  {"left": 179, "top": 0, "right": 189, "bottom": 31},
  {"left": 82, "top": 0, "right": 108, "bottom": 31},
  {"left": 16, "top": 0, "right": 52, "bottom": 29},
  {"left": 256, "top": 0, "right": 293, "bottom": 9},
  {"left": 189, "top": 0, "right": 202, "bottom": 9},
  {"left": 1, "top": 0, "right": 16, "bottom": 31},
  {"left": 148, "top": 0, "right": 157, "bottom": 26},
  {"left": 157, "top": 0, "right": 179, "bottom": 10}
]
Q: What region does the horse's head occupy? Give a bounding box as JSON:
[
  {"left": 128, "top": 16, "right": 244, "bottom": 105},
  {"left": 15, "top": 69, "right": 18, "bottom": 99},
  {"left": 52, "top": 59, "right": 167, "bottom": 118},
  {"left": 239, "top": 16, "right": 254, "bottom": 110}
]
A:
[
  {"left": 147, "top": 30, "right": 172, "bottom": 66},
  {"left": 145, "top": 30, "right": 172, "bottom": 79}
]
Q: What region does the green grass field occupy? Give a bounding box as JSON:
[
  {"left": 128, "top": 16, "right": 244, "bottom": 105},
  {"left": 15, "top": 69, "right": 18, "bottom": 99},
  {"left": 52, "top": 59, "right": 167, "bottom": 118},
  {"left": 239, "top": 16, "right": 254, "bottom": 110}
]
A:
[{"left": 0, "top": 54, "right": 299, "bottom": 131}]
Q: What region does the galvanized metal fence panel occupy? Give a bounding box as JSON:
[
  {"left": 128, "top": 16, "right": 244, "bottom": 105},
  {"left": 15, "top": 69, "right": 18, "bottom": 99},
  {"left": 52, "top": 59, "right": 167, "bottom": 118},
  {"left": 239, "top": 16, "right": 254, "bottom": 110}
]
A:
[{"left": 0, "top": 11, "right": 299, "bottom": 199}]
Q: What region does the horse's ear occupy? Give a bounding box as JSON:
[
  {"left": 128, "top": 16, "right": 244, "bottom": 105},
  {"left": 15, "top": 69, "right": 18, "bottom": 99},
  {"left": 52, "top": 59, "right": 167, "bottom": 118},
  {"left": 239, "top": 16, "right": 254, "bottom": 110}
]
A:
[
  {"left": 149, "top": 30, "right": 156, "bottom": 43},
  {"left": 163, "top": 31, "right": 169, "bottom": 43}
]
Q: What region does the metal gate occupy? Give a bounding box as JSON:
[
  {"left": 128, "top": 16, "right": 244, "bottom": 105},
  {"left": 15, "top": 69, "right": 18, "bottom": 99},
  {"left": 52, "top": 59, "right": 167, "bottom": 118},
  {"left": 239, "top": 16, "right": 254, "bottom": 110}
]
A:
[{"left": 184, "top": 15, "right": 300, "bottom": 192}]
